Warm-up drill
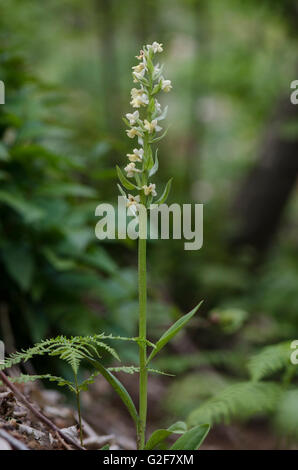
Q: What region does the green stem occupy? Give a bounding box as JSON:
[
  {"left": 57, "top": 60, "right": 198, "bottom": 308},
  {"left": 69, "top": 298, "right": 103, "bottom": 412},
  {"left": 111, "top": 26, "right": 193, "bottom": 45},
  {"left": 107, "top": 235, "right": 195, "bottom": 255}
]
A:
[
  {"left": 137, "top": 219, "right": 147, "bottom": 450},
  {"left": 74, "top": 374, "right": 84, "bottom": 446}
]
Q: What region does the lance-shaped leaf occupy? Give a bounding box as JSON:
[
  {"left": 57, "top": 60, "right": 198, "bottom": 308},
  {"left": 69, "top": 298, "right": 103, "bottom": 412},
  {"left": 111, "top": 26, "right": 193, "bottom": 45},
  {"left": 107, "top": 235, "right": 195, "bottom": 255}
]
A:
[
  {"left": 170, "top": 424, "right": 210, "bottom": 450},
  {"left": 117, "top": 184, "right": 127, "bottom": 199},
  {"left": 85, "top": 356, "right": 138, "bottom": 425},
  {"left": 156, "top": 105, "right": 168, "bottom": 122},
  {"left": 116, "top": 165, "right": 138, "bottom": 190},
  {"left": 149, "top": 126, "right": 169, "bottom": 144},
  {"left": 145, "top": 421, "right": 187, "bottom": 450},
  {"left": 149, "top": 150, "right": 159, "bottom": 177},
  {"left": 144, "top": 429, "right": 172, "bottom": 450},
  {"left": 154, "top": 178, "right": 173, "bottom": 205},
  {"left": 168, "top": 421, "right": 188, "bottom": 434},
  {"left": 122, "top": 117, "right": 130, "bottom": 127},
  {"left": 147, "top": 301, "right": 203, "bottom": 364}
]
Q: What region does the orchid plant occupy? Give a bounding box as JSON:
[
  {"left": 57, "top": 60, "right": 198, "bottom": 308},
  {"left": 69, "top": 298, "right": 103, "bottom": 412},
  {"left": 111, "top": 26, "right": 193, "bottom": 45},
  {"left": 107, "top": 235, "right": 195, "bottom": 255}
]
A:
[
  {"left": 0, "top": 42, "right": 210, "bottom": 451},
  {"left": 116, "top": 42, "right": 210, "bottom": 450}
]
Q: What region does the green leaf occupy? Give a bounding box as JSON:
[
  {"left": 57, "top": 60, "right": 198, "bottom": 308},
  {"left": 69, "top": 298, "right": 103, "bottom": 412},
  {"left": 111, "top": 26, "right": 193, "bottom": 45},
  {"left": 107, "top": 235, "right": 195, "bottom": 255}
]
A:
[
  {"left": 122, "top": 117, "right": 130, "bottom": 127},
  {"left": 170, "top": 424, "right": 210, "bottom": 450},
  {"left": 100, "top": 444, "right": 110, "bottom": 450},
  {"left": 168, "top": 421, "right": 188, "bottom": 434},
  {"left": 145, "top": 421, "right": 187, "bottom": 450},
  {"left": 108, "top": 366, "right": 139, "bottom": 374},
  {"left": 145, "top": 429, "right": 172, "bottom": 450},
  {"left": 1, "top": 243, "right": 34, "bottom": 291},
  {"left": 0, "top": 143, "right": 9, "bottom": 161},
  {"left": 42, "top": 247, "right": 76, "bottom": 271},
  {"left": 154, "top": 178, "right": 173, "bottom": 205},
  {"left": 149, "top": 126, "right": 169, "bottom": 144},
  {"left": 0, "top": 190, "right": 44, "bottom": 222},
  {"left": 117, "top": 184, "right": 127, "bottom": 199},
  {"left": 85, "top": 357, "right": 139, "bottom": 425},
  {"left": 147, "top": 301, "right": 203, "bottom": 364},
  {"left": 149, "top": 151, "right": 159, "bottom": 177},
  {"left": 116, "top": 165, "right": 138, "bottom": 190},
  {"left": 38, "top": 183, "right": 97, "bottom": 198},
  {"left": 0, "top": 170, "right": 9, "bottom": 180}
]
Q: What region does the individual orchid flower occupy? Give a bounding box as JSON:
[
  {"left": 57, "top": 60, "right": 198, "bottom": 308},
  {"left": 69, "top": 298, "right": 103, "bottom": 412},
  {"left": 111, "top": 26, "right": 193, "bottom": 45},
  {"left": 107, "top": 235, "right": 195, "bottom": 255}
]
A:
[
  {"left": 130, "top": 92, "right": 149, "bottom": 108},
  {"left": 147, "top": 41, "right": 163, "bottom": 53},
  {"left": 144, "top": 119, "right": 162, "bottom": 134},
  {"left": 135, "top": 49, "right": 145, "bottom": 61},
  {"left": 126, "top": 111, "right": 139, "bottom": 125},
  {"left": 126, "top": 128, "right": 142, "bottom": 139},
  {"left": 124, "top": 162, "right": 142, "bottom": 178},
  {"left": 142, "top": 183, "right": 157, "bottom": 197},
  {"left": 132, "top": 62, "right": 146, "bottom": 74},
  {"left": 126, "top": 194, "right": 140, "bottom": 216},
  {"left": 161, "top": 77, "right": 172, "bottom": 92},
  {"left": 133, "top": 68, "right": 146, "bottom": 83},
  {"left": 127, "top": 148, "right": 144, "bottom": 162},
  {"left": 155, "top": 99, "right": 162, "bottom": 114}
]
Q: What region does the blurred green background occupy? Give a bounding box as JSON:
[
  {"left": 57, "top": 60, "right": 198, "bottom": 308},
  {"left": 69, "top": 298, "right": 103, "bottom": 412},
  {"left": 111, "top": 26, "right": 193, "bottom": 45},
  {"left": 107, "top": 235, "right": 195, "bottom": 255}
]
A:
[{"left": 1, "top": 0, "right": 298, "bottom": 448}]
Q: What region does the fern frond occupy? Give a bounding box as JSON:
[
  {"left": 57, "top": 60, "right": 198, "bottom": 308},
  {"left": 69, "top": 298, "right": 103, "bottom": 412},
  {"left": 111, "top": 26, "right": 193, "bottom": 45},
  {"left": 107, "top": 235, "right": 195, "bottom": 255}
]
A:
[
  {"left": 108, "top": 366, "right": 139, "bottom": 374},
  {"left": 248, "top": 341, "right": 292, "bottom": 382},
  {"left": 147, "top": 368, "right": 174, "bottom": 377},
  {"left": 108, "top": 366, "right": 173, "bottom": 376},
  {"left": 188, "top": 381, "right": 282, "bottom": 427},
  {"left": 0, "top": 374, "right": 76, "bottom": 392},
  {"left": 0, "top": 337, "right": 60, "bottom": 370},
  {"left": 274, "top": 389, "right": 298, "bottom": 440},
  {"left": 0, "top": 334, "right": 120, "bottom": 375},
  {"left": 78, "top": 371, "right": 101, "bottom": 391},
  {"left": 96, "top": 333, "right": 156, "bottom": 349}
]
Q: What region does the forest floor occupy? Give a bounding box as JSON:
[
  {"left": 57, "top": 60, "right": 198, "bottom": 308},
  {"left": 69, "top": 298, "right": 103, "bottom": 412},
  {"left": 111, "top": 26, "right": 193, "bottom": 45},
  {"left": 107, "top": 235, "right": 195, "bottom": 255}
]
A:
[{"left": 0, "top": 371, "right": 286, "bottom": 450}]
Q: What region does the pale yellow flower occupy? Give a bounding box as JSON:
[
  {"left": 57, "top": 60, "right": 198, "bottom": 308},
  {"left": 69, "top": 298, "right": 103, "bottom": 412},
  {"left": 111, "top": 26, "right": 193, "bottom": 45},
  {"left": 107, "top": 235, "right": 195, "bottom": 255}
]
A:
[
  {"left": 126, "top": 194, "right": 140, "bottom": 216},
  {"left": 144, "top": 119, "right": 162, "bottom": 134},
  {"left": 132, "top": 62, "right": 146, "bottom": 74},
  {"left": 124, "top": 162, "right": 141, "bottom": 178},
  {"left": 130, "top": 93, "right": 149, "bottom": 108},
  {"left": 126, "top": 194, "right": 140, "bottom": 207},
  {"left": 127, "top": 148, "right": 144, "bottom": 162},
  {"left": 148, "top": 42, "right": 163, "bottom": 53},
  {"left": 126, "top": 111, "right": 139, "bottom": 125},
  {"left": 143, "top": 183, "right": 157, "bottom": 197},
  {"left": 126, "top": 128, "right": 141, "bottom": 139},
  {"left": 132, "top": 67, "right": 146, "bottom": 83},
  {"left": 136, "top": 50, "right": 145, "bottom": 60},
  {"left": 131, "top": 88, "right": 144, "bottom": 98},
  {"left": 161, "top": 78, "right": 172, "bottom": 93}
]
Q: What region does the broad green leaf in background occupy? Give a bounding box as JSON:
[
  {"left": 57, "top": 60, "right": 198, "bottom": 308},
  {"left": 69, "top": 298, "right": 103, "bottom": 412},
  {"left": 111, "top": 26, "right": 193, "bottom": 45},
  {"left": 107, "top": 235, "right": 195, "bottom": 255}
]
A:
[
  {"left": 0, "top": 143, "right": 9, "bottom": 161},
  {"left": 147, "top": 300, "right": 203, "bottom": 364},
  {"left": 1, "top": 243, "right": 34, "bottom": 291},
  {"left": 37, "top": 183, "right": 97, "bottom": 198},
  {"left": 42, "top": 247, "right": 77, "bottom": 271},
  {"left": 170, "top": 424, "right": 210, "bottom": 450},
  {"left": 0, "top": 190, "right": 44, "bottom": 222}
]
